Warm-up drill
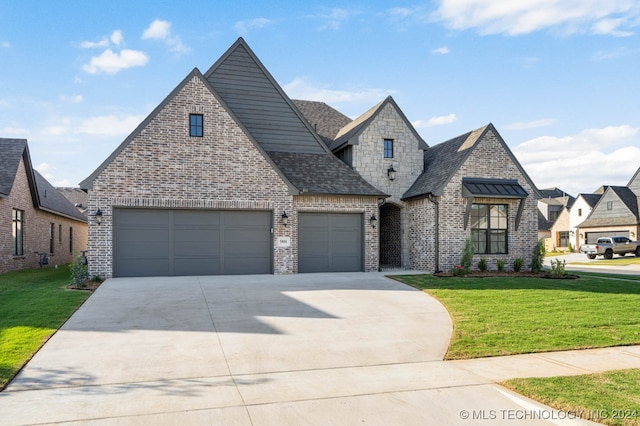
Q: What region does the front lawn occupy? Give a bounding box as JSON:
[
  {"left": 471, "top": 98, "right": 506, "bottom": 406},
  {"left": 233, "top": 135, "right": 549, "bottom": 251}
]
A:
[
  {"left": 503, "top": 369, "right": 640, "bottom": 426},
  {"left": 0, "top": 267, "right": 91, "bottom": 390},
  {"left": 392, "top": 274, "right": 640, "bottom": 360}
]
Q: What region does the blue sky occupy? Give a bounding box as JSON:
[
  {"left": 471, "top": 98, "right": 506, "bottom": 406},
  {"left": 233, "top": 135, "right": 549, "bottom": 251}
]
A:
[{"left": 1, "top": 1, "right": 639, "bottom": 196}]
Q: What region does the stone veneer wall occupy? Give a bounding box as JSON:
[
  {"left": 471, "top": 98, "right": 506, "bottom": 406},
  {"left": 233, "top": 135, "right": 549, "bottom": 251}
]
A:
[
  {"left": 87, "top": 75, "right": 293, "bottom": 278},
  {"left": 350, "top": 103, "right": 424, "bottom": 205},
  {"left": 435, "top": 129, "right": 538, "bottom": 272},
  {"left": 293, "top": 195, "right": 380, "bottom": 272},
  {"left": 0, "top": 159, "right": 88, "bottom": 273}
]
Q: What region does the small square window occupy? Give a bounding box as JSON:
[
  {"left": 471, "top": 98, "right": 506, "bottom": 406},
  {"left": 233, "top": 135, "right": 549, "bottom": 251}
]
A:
[
  {"left": 384, "top": 139, "right": 393, "bottom": 158},
  {"left": 190, "top": 114, "right": 203, "bottom": 137}
]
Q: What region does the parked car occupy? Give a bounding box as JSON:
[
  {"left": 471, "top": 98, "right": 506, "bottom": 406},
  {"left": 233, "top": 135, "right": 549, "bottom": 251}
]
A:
[{"left": 580, "top": 236, "right": 640, "bottom": 259}]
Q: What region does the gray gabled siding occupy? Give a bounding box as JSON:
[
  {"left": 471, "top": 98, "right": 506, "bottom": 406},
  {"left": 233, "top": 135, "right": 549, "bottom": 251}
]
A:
[{"left": 206, "top": 43, "right": 325, "bottom": 154}]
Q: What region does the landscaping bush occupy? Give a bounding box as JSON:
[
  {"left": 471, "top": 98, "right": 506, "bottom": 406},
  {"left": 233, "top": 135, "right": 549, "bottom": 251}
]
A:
[
  {"left": 496, "top": 259, "right": 505, "bottom": 272},
  {"left": 69, "top": 253, "right": 89, "bottom": 288},
  {"left": 478, "top": 258, "right": 488, "bottom": 271},
  {"left": 548, "top": 258, "right": 567, "bottom": 277},
  {"left": 530, "top": 239, "right": 546, "bottom": 273},
  {"left": 513, "top": 257, "right": 523, "bottom": 272},
  {"left": 460, "top": 239, "right": 474, "bottom": 272}
]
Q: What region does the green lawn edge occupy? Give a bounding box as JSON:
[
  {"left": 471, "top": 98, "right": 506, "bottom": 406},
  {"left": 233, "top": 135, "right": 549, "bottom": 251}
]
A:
[{"left": 0, "top": 266, "right": 92, "bottom": 390}]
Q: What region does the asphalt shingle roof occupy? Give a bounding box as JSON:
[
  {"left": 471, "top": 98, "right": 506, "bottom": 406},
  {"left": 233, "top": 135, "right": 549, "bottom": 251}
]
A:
[
  {"left": 292, "top": 100, "right": 352, "bottom": 146},
  {"left": 267, "top": 151, "right": 387, "bottom": 197},
  {"left": 0, "top": 138, "right": 27, "bottom": 197},
  {"left": 579, "top": 186, "right": 640, "bottom": 228},
  {"left": 34, "top": 171, "right": 87, "bottom": 221}
]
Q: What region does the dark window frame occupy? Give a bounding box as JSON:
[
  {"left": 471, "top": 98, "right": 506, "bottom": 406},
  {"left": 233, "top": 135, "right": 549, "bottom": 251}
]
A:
[
  {"left": 12, "top": 209, "right": 24, "bottom": 256},
  {"left": 69, "top": 227, "right": 73, "bottom": 254},
  {"left": 470, "top": 204, "right": 508, "bottom": 254},
  {"left": 558, "top": 231, "right": 570, "bottom": 247},
  {"left": 189, "top": 114, "right": 203, "bottom": 137},
  {"left": 383, "top": 139, "right": 394, "bottom": 158},
  {"left": 49, "top": 223, "right": 55, "bottom": 254}
]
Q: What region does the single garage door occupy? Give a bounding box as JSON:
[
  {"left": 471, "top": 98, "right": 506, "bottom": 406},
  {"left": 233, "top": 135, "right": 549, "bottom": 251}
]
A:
[
  {"left": 114, "top": 209, "right": 272, "bottom": 277},
  {"left": 298, "top": 213, "right": 363, "bottom": 273},
  {"left": 585, "top": 230, "right": 629, "bottom": 244}
]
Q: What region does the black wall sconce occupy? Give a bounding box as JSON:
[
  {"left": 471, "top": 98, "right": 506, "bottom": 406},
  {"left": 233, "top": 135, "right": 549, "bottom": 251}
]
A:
[
  {"left": 387, "top": 165, "right": 396, "bottom": 181},
  {"left": 281, "top": 211, "right": 289, "bottom": 227},
  {"left": 95, "top": 208, "right": 103, "bottom": 225},
  {"left": 369, "top": 214, "right": 377, "bottom": 228}
]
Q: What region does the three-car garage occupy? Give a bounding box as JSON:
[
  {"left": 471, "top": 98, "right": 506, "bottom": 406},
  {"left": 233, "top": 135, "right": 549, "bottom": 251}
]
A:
[{"left": 112, "top": 209, "right": 364, "bottom": 277}]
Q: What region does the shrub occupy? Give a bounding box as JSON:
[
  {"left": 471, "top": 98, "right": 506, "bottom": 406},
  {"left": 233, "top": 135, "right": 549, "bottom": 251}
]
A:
[
  {"left": 568, "top": 242, "right": 574, "bottom": 253},
  {"left": 513, "top": 257, "right": 524, "bottom": 272},
  {"left": 549, "top": 258, "right": 566, "bottom": 277},
  {"left": 496, "top": 259, "right": 505, "bottom": 272},
  {"left": 460, "top": 239, "right": 474, "bottom": 272},
  {"left": 451, "top": 265, "right": 467, "bottom": 276},
  {"left": 478, "top": 258, "right": 488, "bottom": 271},
  {"left": 530, "top": 239, "right": 546, "bottom": 273},
  {"left": 69, "top": 253, "right": 89, "bottom": 288}
]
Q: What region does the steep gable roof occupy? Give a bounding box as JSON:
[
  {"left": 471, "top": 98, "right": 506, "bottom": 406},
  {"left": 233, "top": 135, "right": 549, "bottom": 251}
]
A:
[
  {"left": 628, "top": 166, "right": 640, "bottom": 196},
  {"left": 577, "top": 193, "right": 602, "bottom": 208},
  {"left": 402, "top": 123, "right": 540, "bottom": 200},
  {"left": 539, "top": 187, "right": 573, "bottom": 199},
  {"left": 0, "top": 138, "right": 86, "bottom": 222},
  {"left": 579, "top": 186, "right": 640, "bottom": 227},
  {"left": 204, "top": 38, "right": 329, "bottom": 155},
  {"left": 331, "top": 96, "right": 428, "bottom": 152},
  {"left": 292, "top": 99, "right": 352, "bottom": 146}
]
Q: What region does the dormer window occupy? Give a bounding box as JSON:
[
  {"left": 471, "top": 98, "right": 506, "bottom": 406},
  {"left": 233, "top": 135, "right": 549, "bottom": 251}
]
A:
[
  {"left": 384, "top": 139, "right": 394, "bottom": 158},
  {"left": 190, "top": 114, "right": 203, "bottom": 137}
]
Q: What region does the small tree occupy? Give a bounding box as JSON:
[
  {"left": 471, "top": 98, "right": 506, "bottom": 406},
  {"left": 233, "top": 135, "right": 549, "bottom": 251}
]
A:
[
  {"left": 530, "top": 239, "right": 546, "bottom": 273},
  {"left": 69, "top": 252, "right": 89, "bottom": 288},
  {"left": 513, "top": 257, "right": 523, "bottom": 272},
  {"left": 461, "top": 239, "right": 474, "bottom": 272},
  {"left": 478, "top": 258, "right": 488, "bottom": 271}
]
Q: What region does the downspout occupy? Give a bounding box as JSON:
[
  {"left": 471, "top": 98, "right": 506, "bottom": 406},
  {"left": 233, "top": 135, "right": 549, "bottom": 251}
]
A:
[{"left": 427, "top": 194, "right": 441, "bottom": 273}]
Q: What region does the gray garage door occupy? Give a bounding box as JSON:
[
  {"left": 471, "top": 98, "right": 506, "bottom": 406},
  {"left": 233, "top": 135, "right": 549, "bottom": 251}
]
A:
[
  {"left": 585, "top": 230, "right": 629, "bottom": 244},
  {"left": 114, "top": 209, "right": 272, "bottom": 277},
  {"left": 298, "top": 213, "right": 363, "bottom": 273}
]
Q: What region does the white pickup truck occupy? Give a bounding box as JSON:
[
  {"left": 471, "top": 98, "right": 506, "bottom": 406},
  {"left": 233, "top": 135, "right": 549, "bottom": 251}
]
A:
[{"left": 580, "top": 236, "right": 640, "bottom": 259}]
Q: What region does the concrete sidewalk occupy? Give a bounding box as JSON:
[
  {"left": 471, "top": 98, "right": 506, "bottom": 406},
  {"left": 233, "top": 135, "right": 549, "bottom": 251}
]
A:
[{"left": 1, "top": 272, "right": 635, "bottom": 425}]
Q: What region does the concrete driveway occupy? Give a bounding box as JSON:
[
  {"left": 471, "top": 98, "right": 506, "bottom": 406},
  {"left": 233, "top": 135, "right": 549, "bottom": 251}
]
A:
[{"left": 1, "top": 273, "right": 594, "bottom": 425}]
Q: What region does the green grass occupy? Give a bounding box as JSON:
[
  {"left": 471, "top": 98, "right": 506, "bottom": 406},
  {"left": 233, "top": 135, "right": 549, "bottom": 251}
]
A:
[
  {"left": 392, "top": 274, "right": 640, "bottom": 360},
  {"left": 571, "top": 257, "right": 640, "bottom": 266},
  {"left": 0, "top": 267, "right": 91, "bottom": 390},
  {"left": 503, "top": 370, "right": 640, "bottom": 425}
]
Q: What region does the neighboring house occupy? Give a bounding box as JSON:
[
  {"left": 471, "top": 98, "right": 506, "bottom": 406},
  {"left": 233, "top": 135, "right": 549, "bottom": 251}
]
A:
[
  {"left": 80, "top": 38, "right": 539, "bottom": 278},
  {"left": 577, "top": 167, "right": 640, "bottom": 244},
  {"left": 58, "top": 187, "right": 89, "bottom": 216},
  {"left": 569, "top": 193, "right": 602, "bottom": 250},
  {"left": 0, "top": 138, "right": 88, "bottom": 273},
  {"left": 537, "top": 188, "right": 575, "bottom": 251}
]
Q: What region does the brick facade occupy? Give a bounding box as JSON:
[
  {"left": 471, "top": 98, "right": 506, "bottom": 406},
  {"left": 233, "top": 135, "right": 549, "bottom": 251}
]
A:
[
  {"left": 0, "top": 159, "right": 88, "bottom": 273},
  {"left": 87, "top": 75, "right": 380, "bottom": 278}
]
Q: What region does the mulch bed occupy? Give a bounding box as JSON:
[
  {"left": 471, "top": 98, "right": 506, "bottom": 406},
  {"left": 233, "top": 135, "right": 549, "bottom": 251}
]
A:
[
  {"left": 67, "top": 280, "right": 103, "bottom": 291},
  {"left": 433, "top": 270, "right": 577, "bottom": 279}
]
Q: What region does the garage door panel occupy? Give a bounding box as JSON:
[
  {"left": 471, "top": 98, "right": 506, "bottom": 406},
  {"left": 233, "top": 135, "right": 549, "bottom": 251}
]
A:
[
  {"left": 298, "top": 213, "right": 363, "bottom": 273},
  {"left": 114, "top": 209, "right": 271, "bottom": 277}
]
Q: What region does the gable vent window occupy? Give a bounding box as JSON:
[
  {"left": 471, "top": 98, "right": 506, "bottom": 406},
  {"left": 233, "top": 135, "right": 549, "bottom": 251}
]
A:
[
  {"left": 607, "top": 201, "right": 613, "bottom": 210},
  {"left": 190, "top": 114, "right": 203, "bottom": 137},
  {"left": 384, "top": 139, "right": 394, "bottom": 158}
]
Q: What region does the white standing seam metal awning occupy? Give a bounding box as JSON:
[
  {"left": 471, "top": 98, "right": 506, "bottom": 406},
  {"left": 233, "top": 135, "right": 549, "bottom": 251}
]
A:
[{"left": 462, "top": 178, "right": 529, "bottom": 231}]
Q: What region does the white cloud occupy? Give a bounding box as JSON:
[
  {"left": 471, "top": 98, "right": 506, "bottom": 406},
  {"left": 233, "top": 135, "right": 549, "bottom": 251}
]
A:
[
  {"left": 506, "top": 118, "right": 556, "bottom": 130},
  {"left": 513, "top": 124, "right": 640, "bottom": 194},
  {"left": 80, "top": 30, "right": 123, "bottom": 49},
  {"left": 1, "top": 41, "right": 10, "bottom": 48},
  {"left": 35, "top": 162, "right": 57, "bottom": 181},
  {"left": 317, "top": 8, "right": 351, "bottom": 30},
  {"left": 142, "top": 20, "right": 171, "bottom": 40},
  {"left": 432, "top": 0, "right": 640, "bottom": 36},
  {"left": 283, "top": 77, "right": 393, "bottom": 106},
  {"left": 413, "top": 113, "right": 457, "bottom": 128},
  {"left": 432, "top": 46, "right": 450, "bottom": 55},
  {"left": 0, "top": 126, "right": 29, "bottom": 137},
  {"left": 110, "top": 30, "right": 124, "bottom": 45},
  {"left": 60, "top": 95, "right": 83, "bottom": 103},
  {"left": 83, "top": 48, "right": 149, "bottom": 74},
  {"left": 234, "top": 17, "right": 275, "bottom": 35},
  {"left": 142, "top": 19, "right": 190, "bottom": 54},
  {"left": 75, "top": 114, "right": 144, "bottom": 136}
]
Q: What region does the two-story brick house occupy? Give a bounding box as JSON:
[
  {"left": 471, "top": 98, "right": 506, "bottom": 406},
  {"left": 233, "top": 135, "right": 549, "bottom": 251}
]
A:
[
  {"left": 81, "top": 38, "right": 539, "bottom": 278},
  {"left": 1, "top": 138, "right": 88, "bottom": 273}
]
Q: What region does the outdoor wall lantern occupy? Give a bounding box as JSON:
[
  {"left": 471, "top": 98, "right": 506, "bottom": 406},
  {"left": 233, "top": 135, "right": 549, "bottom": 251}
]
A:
[
  {"left": 369, "top": 214, "right": 377, "bottom": 228},
  {"left": 95, "top": 208, "right": 103, "bottom": 225},
  {"left": 387, "top": 165, "right": 396, "bottom": 181},
  {"left": 281, "top": 211, "right": 289, "bottom": 227}
]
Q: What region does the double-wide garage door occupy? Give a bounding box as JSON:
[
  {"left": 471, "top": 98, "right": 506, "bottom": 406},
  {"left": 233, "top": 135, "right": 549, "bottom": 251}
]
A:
[
  {"left": 114, "top": 209, "right": 272, "bottom": 277},
  {"left": 298, "top": 213, "right": 363, "bottom": 273}
]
